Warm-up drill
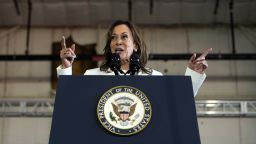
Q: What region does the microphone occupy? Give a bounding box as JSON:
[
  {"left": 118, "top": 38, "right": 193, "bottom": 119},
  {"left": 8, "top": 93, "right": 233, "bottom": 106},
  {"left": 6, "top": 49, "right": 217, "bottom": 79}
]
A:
[
  {"left": 109, "top": 53, "right": 121, "bottom": 75},
  {"left": 128, "top": 52, "right": 141, "bottom": 75}
]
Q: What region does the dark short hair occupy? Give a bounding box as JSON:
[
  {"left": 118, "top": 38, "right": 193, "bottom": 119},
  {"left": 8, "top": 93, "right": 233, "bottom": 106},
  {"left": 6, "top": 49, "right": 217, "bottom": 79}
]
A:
[{"left": 100, "top": 20, "right": 152, "bottom": 74}]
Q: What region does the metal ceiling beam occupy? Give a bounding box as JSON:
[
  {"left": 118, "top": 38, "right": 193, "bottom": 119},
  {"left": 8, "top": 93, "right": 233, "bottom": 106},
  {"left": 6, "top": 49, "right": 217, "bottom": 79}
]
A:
[
  {"left": 229, "top": 0, "right": 236, "bottom": 54},
  {"left": 0, "top": 53, "right": 256, "bottom": 61},
  {"left": 25, "top": 0, "right": 32, "bottom": 55},
  {"left": 13, "top": 0, "right": 21, "bottom": 15},
  {"left": 1, "top": 0, "right": 256, "bottom": 26},
  {"left": 149, "top": 0, "right": 154, "bottom": 15},
  {"left": 128, "top": 0, "right": 132, "bottom": 21}
]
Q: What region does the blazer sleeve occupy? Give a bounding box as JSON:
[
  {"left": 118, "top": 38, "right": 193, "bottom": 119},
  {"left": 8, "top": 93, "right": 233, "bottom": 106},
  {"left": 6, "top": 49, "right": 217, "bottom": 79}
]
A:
[
  {"left": 185, "top": 67, "right": 206, "bottom": 97},
  {"left": 56, "top": 65, "right": 72, "bottom": 76}
]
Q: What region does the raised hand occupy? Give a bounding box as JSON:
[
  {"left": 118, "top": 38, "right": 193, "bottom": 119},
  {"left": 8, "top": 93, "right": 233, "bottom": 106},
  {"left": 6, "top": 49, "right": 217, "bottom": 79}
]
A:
[
  {"left": 60, "top": 36, "right": 76, "bottom": 68},
  {"left": 188, "top": 48, "right": 212, "bottom": 74}
]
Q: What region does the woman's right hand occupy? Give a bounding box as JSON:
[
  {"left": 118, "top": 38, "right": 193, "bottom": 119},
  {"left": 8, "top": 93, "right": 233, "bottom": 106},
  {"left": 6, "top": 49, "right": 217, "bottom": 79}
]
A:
[
  {"left": 60, "top": 36, "right": 76, "bottom": 69},
  {"left": 187, "top": 48, "right": 212, "bottom": 74}
]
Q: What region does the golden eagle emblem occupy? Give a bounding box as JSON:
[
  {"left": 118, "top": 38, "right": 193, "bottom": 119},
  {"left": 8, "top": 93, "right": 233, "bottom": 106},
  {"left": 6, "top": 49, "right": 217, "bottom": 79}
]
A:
[{"left": 109, "top": 96, "right": 139, "bottom": 126}]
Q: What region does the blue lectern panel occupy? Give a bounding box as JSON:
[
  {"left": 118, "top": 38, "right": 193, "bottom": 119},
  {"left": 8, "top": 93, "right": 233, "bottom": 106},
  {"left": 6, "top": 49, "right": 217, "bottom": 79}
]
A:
[{"left": 49, "top": 76, "right": 200, "bottom": 144}]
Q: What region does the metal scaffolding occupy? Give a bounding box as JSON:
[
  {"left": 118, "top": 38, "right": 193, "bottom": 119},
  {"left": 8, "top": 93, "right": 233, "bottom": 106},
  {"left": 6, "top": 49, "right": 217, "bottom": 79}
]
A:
[
  {"left": 0, "top": 99, "right": 256, "bottom": 117},
  {"left": 0, "top": 98, "right": 54, "bottom": 117},
  {"left": 196, "top": 100, "right": 256, "bottom": 117}
]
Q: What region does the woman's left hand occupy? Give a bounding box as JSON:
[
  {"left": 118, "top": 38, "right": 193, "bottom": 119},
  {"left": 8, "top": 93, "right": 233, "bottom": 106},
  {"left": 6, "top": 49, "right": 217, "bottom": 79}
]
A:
[{"left": 188, "top": 48, "right": 212, "bottom": 74}]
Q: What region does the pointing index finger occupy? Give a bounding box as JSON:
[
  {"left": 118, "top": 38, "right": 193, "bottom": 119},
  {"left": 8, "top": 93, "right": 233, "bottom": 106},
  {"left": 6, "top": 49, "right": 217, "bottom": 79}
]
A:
[
  {"left": 197, "top": 48, "right": 212, "bottom": 59},
  {"left": 61, "top": 36, "right": 66, "bottom": 49}
]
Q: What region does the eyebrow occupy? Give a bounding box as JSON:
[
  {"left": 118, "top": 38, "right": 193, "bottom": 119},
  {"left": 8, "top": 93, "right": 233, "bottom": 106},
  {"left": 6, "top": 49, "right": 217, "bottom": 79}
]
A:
[{"left": 112, "top": 32, "right": 128, "bottom": 35}]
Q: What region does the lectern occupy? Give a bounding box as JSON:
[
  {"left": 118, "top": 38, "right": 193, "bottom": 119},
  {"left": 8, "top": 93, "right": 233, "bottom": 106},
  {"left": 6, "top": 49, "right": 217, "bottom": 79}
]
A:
[{"left": 49, "top": 76, "right": 200, "bottom": 144}]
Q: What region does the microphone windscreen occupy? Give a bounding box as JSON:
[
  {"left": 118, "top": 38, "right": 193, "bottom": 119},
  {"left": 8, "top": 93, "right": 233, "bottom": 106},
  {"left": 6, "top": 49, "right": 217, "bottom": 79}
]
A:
[
  {"left": 110, "top": 53, "right": 121, "bottom": 71},
  {"left": 130, "top": 53, "right": 141, "bottom": 70}
]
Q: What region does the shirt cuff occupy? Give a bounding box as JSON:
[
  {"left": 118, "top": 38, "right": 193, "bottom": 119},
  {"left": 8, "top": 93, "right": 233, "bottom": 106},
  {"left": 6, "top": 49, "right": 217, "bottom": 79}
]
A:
[
  {"left": 185, "top": 67, "right": 206, "bottom": 96},
  {"left": 56, "top": 65, "right": 72, "bottom": 76}
]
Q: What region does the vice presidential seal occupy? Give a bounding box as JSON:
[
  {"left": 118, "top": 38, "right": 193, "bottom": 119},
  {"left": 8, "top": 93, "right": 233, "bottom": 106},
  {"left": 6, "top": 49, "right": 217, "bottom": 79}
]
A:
[{"left": 97, "top": 86, "right": 152, "bottom": 136}]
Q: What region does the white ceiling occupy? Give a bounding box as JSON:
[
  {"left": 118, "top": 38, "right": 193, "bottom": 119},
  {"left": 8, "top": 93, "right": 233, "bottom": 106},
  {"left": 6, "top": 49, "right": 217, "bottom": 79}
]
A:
[{"left": 0, "top": 0, "right": 255, "bottom": 27}]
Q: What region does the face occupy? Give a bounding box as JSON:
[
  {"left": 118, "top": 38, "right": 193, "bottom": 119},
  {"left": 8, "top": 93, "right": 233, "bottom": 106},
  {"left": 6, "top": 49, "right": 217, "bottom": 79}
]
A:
[{"left": 110, "top": 24, "right": 136, "bottom": 62}]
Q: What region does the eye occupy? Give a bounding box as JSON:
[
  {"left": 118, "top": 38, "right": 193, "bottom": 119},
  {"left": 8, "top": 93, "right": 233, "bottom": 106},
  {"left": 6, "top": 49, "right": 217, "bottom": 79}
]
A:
[
  {"left": 111, "top": 35, "right": 115, "bottom": 40},
  {"left": 121, "top": 34, "right": 128, "bottom": 40}
]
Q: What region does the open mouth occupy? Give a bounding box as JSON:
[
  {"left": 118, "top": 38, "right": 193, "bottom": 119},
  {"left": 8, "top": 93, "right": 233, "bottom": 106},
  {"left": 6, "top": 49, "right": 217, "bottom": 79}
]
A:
[{"left": 114, "top": 48, "right": 124, "bottom": 53}]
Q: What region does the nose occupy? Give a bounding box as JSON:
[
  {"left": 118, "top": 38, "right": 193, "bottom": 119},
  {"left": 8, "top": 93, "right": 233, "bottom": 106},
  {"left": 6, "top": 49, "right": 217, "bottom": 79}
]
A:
[{"left": 115, "top": 37, "right": 122, "bottom": 45}]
